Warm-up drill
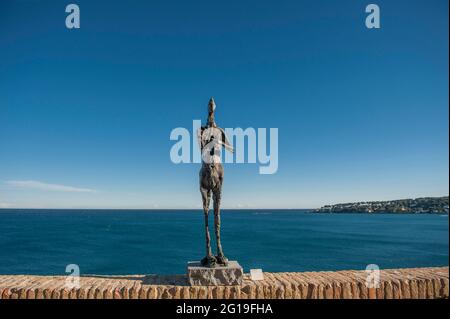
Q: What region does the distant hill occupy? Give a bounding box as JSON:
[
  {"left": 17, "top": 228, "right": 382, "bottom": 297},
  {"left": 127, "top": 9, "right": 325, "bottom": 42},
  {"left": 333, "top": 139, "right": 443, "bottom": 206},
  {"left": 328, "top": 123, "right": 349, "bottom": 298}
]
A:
[{"left": 314, "top": 196, "right": 449, "bottom": 214}]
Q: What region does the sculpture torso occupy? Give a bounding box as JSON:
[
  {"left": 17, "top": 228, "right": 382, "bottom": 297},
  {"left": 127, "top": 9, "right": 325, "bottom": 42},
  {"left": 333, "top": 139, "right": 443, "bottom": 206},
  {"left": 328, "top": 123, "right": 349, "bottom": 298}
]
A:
[{"left": 198, "top": 124, "right": 224, "bottom": 191}]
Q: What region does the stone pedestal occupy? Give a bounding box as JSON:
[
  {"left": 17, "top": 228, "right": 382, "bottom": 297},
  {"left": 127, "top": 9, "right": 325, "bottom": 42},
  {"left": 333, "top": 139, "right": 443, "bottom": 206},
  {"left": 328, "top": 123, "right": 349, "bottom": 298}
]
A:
[{"left": 187, "top": 261, "right": 243, "bottom": 286}]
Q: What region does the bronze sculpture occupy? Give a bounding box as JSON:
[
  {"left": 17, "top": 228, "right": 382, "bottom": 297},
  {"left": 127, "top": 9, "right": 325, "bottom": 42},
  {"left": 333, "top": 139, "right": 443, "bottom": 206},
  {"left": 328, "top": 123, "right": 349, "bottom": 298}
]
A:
[{"left": 197, "top": 98, "right": 234, "bottom": 267}]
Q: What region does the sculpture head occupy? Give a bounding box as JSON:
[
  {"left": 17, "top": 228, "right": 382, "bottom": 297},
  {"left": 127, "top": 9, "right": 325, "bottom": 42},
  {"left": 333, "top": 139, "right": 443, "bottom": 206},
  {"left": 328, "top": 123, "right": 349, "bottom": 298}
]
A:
[
  {"left": 208, "top": 97, "right": 216, "bottom": 113},
  {"left": 207, "top": 97, "right": 216, "bottom": 127}
]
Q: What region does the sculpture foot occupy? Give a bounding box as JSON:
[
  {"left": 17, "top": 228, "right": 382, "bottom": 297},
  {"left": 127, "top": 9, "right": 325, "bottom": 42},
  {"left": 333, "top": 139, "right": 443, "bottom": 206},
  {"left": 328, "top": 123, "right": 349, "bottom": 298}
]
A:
[
  {"left": 215, "top": 254, "right": 229, "bottom": 266},
  {"left": 201, "top": 255, "right": 217, "bottom": 268}
]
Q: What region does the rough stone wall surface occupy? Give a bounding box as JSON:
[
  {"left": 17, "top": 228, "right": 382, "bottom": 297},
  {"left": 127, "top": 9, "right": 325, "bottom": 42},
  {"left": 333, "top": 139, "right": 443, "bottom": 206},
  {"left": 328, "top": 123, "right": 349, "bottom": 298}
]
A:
[{"left": 0, "top": 267, "right": 448, "bottom": 299}]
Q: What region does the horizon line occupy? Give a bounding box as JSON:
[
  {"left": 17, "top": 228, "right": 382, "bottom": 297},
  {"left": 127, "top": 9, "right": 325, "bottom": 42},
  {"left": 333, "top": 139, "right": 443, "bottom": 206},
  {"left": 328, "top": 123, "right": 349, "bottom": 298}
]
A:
[
  {"left": 0, "top": 207, "right": 315, "bottom": 210},
  {"left": 1, "top": 196, "right": 447, "bottom": 211}
]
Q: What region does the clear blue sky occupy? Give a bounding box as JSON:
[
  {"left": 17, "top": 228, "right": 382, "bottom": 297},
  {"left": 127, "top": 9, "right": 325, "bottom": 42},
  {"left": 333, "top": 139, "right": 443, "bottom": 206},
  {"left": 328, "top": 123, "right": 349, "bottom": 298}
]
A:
[{"left": 0, "top": 0, "right": 448, "bottom": 209}]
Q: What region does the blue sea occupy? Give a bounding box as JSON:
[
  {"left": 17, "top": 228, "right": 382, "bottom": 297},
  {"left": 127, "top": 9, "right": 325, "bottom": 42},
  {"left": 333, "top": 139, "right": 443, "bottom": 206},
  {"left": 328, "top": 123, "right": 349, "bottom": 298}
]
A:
[{"left": 0, "top": 209, "right": 448, "bottom": 275}]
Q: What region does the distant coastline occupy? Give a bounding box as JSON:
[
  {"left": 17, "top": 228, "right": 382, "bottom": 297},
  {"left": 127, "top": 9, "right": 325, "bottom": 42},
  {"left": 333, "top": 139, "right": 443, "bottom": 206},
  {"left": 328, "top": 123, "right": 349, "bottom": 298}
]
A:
[
  {"left": 0, "top": 196, "right": 449, "bottom": 214},
  {"left": 0, "top": 198, "right": 449, "bottom": 214},
  {"left": 314, "top": 196, "right": 449, "bottom": 214}
]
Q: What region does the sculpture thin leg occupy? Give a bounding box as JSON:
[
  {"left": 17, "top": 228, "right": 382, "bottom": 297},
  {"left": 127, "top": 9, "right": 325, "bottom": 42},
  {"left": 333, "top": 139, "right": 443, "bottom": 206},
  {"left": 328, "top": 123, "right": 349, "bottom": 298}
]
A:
[
  {"left": 200, "top": 188, "right": 216, "bottom": 267},
  {"left": 213, "top": 190, "right": 228, "bottom": 265}
]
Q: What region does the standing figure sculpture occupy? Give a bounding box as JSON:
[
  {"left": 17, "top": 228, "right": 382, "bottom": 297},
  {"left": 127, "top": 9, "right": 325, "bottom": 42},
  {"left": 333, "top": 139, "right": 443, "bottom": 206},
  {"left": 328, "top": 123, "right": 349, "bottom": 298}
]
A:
[{"left": 197, "top": 98, "right": 234, "bottom": 267}]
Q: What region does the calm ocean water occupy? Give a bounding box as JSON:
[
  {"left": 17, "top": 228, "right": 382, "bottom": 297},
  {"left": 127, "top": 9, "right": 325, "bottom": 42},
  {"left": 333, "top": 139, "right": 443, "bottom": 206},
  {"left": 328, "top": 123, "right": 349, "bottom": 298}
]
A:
[{"left": 0, "top": 209, "right": 448, "bottom": 275}]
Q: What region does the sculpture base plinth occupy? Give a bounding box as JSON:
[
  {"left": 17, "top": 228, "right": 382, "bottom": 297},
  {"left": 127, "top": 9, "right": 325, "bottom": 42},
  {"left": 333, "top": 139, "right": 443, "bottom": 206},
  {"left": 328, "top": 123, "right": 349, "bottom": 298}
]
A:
[{"left": 187, "top": 261, "right": 243, "bottom": 286}]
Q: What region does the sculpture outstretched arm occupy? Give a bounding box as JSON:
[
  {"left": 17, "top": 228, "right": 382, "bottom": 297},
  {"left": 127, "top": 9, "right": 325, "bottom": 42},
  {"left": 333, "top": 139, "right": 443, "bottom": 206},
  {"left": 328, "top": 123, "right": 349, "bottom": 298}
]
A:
[{"left": 219, "top": 128, "right": 234, "bottom": 153}]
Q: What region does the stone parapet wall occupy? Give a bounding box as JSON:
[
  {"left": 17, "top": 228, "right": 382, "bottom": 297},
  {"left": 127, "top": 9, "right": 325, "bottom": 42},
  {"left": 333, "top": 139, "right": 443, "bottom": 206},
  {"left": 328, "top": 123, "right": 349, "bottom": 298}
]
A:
[{"left": 0, "top": 267, "right": 448, "bottom": 299}]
